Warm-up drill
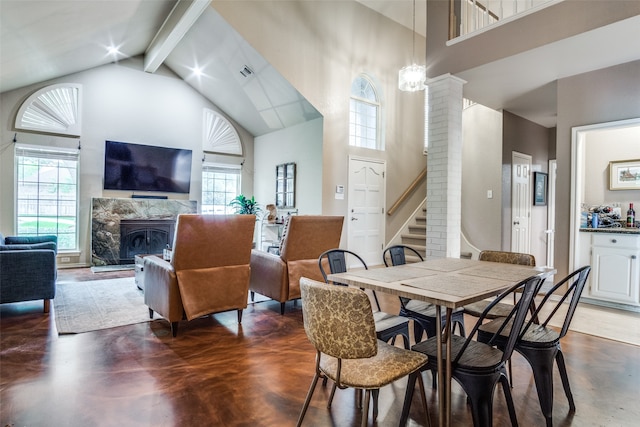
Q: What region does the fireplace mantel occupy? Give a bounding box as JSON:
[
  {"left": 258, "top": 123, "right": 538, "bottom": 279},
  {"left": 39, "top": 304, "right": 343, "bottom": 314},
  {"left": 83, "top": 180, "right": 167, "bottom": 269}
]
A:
[{"left": 91, "top": 198, "right": 197, "bottom": 266}]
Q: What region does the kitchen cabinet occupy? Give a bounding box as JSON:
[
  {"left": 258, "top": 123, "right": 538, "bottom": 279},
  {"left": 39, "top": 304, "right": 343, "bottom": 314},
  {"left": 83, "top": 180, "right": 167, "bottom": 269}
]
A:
[{"left": 589, "top": 233, "right": 640, "bottom": 306}]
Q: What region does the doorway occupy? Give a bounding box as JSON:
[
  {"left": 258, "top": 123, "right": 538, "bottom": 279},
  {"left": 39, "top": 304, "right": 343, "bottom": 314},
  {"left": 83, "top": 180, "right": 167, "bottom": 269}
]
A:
[
  {"left": 511, "top": 151, "right": 532, "bottom": 254},
  {"left": 347, "top": 156, "right": 386, "bottom": 267}
]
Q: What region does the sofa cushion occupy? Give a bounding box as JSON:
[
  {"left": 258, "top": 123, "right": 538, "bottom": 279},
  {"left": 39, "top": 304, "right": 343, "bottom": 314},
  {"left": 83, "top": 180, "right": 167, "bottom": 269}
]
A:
[{"left": 0, "top": 242, "right": 57, "bottom": 252}]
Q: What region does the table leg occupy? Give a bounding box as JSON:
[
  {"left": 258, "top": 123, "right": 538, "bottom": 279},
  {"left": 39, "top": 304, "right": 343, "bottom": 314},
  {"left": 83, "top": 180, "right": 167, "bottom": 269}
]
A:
[
  {"left": 445, "top": 308, "right": 452, "bottom": 427},
  {"left": 435, "top": 305, "right": 444, "bottom": 427}
]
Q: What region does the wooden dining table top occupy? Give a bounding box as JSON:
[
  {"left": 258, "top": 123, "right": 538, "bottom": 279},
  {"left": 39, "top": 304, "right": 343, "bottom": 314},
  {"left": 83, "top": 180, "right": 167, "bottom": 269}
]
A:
[{"left": 327, "top": 258, "right": 556, "bottom": 309}]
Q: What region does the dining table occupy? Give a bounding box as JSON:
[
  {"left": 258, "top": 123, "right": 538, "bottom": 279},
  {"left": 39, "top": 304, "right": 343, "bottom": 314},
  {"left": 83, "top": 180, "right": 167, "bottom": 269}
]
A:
[{"left": 326, "top": 257, "right": 556, "bottom": 427}]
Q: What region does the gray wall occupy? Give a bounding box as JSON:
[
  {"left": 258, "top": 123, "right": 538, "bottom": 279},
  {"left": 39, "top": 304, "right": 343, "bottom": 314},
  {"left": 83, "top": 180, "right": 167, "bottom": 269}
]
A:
[
  {"left": 0, "top": 57, "right": 254, "bottom": 266},
  {"left": 556, "top": 60, "right": 640, "bottom": 279},
  {"left": 461, "top": 103, "right": 502, "bottom": 251}
]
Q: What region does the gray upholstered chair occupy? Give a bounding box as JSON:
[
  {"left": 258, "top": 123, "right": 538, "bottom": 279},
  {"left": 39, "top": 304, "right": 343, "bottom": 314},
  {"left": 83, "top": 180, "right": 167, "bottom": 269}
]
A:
[
  {"left": 297, "top": 277, "right": 429, "bottom": 427},
  {"left": 0, "top": 234, "right": 57, "bottom": 313}
]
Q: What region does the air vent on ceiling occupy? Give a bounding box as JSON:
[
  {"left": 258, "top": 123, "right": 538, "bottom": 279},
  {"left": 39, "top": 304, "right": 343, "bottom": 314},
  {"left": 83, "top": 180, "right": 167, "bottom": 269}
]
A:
[{"left": 239, "top": 65, "right": 253, "bottom": 78}]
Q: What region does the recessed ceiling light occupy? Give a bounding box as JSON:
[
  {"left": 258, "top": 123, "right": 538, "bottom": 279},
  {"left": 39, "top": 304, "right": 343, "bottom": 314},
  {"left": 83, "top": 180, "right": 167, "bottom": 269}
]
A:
[
  {"left": 107, "top": 46, "right": 119, "bottom": 55},
  {"left": 193, "top": 67, "right": 203, "bottom": 77}
]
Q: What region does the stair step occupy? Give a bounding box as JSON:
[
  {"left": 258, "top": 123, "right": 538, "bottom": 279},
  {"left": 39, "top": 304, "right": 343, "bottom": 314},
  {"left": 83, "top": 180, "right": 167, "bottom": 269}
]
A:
[
  {"left": 401, "top": 233, "right": 426, "bottom": 241},
  {"left": 414, "top": 215, "right": 426, "bottom": 224}
]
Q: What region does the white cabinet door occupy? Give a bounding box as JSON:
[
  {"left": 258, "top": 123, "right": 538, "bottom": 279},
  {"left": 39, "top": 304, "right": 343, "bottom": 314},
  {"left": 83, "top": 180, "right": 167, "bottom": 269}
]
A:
[{"left": 590, "top": 244, "right": 640, "bottom": 305}]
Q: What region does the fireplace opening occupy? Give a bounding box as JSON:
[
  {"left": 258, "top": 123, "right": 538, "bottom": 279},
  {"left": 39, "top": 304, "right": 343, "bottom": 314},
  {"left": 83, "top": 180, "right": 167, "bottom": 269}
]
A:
[{"left": 119, "top": 219, "right": 175, "bottom": 264}]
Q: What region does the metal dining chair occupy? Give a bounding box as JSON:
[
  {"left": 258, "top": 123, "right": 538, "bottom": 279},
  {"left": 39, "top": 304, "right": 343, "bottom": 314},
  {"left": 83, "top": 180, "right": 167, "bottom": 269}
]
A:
[
  {"left": 401, "top": 274, "right": 543, "bottom": 427},
  {"left": 477, "top": 265, "right": 591, "bottom": 427},
  {"left": 383, "top": 245, "right": 466, "bottom": 344}
]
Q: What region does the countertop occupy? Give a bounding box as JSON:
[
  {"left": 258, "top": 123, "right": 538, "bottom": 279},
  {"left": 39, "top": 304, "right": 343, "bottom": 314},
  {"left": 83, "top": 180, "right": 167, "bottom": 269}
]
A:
[{"left": 580, "top": 227, "right": 640, "bottom": 234}]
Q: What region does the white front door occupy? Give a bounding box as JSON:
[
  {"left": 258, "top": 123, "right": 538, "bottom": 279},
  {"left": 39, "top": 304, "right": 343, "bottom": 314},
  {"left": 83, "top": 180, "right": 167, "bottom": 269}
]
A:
[
  {"left": 348, "top": 157, "right": 385, "bottom": 267},
  {"left": 511, "top": 152, "right": 532, "bottom": 254}
]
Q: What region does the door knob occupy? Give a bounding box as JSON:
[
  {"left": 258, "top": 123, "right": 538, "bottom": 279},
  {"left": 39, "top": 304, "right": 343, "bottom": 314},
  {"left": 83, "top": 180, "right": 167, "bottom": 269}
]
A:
[
  {"left": 513, "top": 221, "right": 519, "bottom": 225},
  {"left": 351, "top": 217, "right": 358, "bottom": 221}
]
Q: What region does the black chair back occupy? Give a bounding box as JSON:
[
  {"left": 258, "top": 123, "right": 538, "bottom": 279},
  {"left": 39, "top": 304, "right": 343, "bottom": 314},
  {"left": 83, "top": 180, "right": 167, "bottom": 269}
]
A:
[
  {"left": 526, "top": 265, "right": 591, "bottom": 339},
  {"left": 382, "top": 245, "right": 424, "bottom": 267},
  {"left": 457, "top": 275, "right": 543, "bottom": 366}
]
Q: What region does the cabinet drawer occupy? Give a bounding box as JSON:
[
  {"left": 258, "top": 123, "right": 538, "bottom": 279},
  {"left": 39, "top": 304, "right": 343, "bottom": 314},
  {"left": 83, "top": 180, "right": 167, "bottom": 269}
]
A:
[{"left": 592, "top": 233, "right": 640, "bottom": 249}]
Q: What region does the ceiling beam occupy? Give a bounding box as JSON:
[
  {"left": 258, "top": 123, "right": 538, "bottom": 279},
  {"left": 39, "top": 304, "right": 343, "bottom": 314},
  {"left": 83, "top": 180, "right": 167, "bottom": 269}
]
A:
[{"left": 144, "top": 0, "right": 211, "bottom": 73}]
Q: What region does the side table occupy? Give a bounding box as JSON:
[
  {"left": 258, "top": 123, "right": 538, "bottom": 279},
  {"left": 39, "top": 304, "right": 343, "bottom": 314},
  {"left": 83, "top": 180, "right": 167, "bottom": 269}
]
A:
[{"left": 134, "top": 254, "right": 162, "bottom": 291}]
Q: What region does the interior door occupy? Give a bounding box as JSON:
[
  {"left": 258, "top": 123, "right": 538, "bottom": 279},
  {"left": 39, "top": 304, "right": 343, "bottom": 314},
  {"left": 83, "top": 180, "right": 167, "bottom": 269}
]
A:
[
  {"left": 511, "top": 152, "right": 532, "bottom": 254},
  {"left": 348, "top": 157, "right": 385, "bottom": 267}
]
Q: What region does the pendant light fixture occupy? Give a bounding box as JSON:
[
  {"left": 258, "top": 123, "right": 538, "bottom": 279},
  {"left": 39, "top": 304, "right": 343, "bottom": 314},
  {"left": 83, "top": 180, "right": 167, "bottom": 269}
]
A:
[{"left": 398, "top": 0, "right": 426, "bottom": 92}]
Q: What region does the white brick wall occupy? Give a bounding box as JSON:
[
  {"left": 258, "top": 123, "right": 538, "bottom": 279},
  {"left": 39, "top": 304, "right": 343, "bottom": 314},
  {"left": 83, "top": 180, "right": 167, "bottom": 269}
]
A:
[{"left": 426, "top": 74, "right": 465, "bottom": 259}]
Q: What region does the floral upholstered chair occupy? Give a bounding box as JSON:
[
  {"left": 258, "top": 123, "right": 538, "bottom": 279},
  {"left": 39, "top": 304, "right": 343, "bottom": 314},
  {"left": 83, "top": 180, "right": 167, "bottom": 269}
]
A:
[{"left": 297, "top": 277, "right": 429, "bottom": 427}]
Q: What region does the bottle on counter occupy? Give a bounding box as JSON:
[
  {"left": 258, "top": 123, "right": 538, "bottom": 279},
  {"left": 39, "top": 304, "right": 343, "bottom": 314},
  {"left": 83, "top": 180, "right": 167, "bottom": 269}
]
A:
[
  {"left": 627, "top": 203, "right": 636, "bottom": 228},
  {"left": 591, "top": 212, "right": 598, "bottom": 228}
]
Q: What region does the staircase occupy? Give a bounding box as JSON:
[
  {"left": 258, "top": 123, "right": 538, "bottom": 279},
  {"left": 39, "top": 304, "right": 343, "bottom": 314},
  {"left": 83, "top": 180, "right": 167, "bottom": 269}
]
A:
[{"left": 396, "top": 204, "right": 473, "bottom": 260}]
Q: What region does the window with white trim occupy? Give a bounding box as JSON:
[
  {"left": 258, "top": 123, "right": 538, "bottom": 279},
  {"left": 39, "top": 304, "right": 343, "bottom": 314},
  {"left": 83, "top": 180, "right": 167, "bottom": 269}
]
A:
[
  {"left": 15, "top": 145, "right": 79, "bottom": 251},
  {"left": 201, "top": 164, "right": 241, "bottom": 214},
  {"left": 349, "top": 75, "right": 382, "bottom": 150}
]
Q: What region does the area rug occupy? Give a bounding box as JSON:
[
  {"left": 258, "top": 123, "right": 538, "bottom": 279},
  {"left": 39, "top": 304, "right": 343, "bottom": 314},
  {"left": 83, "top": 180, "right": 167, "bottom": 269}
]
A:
[
  {"left": 546, "top": 300, "right": 640, "bottom": 347},
  {"left": 53, "top": 277, "right": 150, "bottom": 334}
]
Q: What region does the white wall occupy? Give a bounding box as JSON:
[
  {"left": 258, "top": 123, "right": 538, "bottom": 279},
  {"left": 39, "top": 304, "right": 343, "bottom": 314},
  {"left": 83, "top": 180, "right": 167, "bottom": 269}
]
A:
[
  {"left": 0, "top": 57, "right": 254, "bottom": 266},
  {"left": 583, "top": 126, "right": 640, "bottom": 208},
  {"left": 253, "top": 118, "right": 323, "bottom": 215}
]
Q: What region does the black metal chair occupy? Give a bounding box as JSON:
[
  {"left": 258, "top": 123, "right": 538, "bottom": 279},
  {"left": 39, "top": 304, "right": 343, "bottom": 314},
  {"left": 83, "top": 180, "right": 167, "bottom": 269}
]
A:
[
  {"left": 400, "top": 274, "right": 544, "bottom": 427},
  {"left": 383, "top": 245, "right": 466, "bottom": 343},
  {"left": 477, "top": 265, "right": 591, "bottom": 427},
  {"left": 318, "top": 248, "right": 412, "bottom": 420}
]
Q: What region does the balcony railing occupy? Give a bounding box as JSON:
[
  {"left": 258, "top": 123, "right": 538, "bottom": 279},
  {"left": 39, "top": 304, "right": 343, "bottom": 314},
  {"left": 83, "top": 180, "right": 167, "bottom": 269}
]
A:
[{"left": 451, "top": 0, "right": 557, "bottom": 39}]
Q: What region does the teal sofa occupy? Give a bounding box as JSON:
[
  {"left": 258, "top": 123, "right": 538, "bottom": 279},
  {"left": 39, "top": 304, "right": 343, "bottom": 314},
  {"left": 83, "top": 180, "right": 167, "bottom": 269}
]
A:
[{"left": 0, "top": 234, "right": 57, "bottom": 313}]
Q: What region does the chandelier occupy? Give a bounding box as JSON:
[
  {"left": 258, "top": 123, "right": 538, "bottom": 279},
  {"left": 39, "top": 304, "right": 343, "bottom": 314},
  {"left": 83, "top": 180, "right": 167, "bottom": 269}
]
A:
[{"left": 398, "top": 0, "right": 426, "bottom": 92}]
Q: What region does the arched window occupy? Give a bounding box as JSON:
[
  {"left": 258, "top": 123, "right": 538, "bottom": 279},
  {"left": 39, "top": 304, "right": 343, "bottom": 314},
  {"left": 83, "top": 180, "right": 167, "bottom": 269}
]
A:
[{"left": 349, "top": 75, "right": 382, "bottom": 150}]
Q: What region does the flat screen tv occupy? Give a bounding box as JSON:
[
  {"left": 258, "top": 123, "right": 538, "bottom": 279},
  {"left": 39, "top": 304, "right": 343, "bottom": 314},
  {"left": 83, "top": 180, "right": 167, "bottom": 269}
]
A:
[{"left": 103, "top": 140, "right": 193, "bottom": 194}]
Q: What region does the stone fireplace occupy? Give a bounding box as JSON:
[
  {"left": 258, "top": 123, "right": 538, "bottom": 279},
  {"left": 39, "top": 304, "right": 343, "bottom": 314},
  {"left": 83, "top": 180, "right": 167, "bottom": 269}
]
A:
[{"left": 91, "top": 198, "right": 197, "bottom": 266}]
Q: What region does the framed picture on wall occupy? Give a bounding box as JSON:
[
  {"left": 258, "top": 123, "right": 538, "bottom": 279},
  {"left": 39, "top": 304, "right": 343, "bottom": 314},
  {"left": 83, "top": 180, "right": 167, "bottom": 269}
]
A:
[
  {"left": 534, "top": 172, "right": 548, "bottom": 206},
  {"left": 609, "top": 159, "right": 640, "bottom": 190}
]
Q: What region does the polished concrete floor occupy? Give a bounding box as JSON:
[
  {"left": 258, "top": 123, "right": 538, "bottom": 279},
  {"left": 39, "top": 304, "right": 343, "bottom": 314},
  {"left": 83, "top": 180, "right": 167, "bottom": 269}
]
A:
[{"left": 1, "top": 268, "right": 639, "bottom": 426}]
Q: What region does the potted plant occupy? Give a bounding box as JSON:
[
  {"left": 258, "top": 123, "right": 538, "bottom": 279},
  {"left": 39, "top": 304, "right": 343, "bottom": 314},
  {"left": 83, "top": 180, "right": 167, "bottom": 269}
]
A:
[{"left": 229, "top": 195, "right": 261, "bottom": 215}]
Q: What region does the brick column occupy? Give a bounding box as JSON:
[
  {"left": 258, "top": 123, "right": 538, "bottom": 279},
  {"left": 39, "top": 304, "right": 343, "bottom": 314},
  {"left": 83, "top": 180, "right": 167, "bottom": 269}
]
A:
[{"left": 425, "top": 74, "right": 466, "bottom": 259}]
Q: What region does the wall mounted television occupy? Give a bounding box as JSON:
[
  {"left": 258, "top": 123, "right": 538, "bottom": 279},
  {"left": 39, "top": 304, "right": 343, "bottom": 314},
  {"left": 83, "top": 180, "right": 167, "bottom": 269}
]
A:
[{"left": 103, "top": 140, "right": 193, "bottom": 194}]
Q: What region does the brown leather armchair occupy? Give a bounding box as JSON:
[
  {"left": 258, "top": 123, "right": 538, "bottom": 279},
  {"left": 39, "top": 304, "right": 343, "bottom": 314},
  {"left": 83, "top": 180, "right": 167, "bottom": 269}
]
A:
[
  {"left": 249, "top": 215, "right": 343, "bottom": 314},
  {"left": 143, "top": 214, "right": 255, "bottom": 336}
]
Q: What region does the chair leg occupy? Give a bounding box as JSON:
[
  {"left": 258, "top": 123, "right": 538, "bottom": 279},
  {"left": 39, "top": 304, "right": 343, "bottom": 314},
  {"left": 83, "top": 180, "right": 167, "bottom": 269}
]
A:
[
  {"left": 456, "top": 371, "right": 499, "bottom": 427},
  {"left": 400, "top": 370, "right": 419, "bottom": 426},
  {"left": 44, "top": 299, "right": 50, "bottom": 313},
  {"left": 171, "top": 321, "right": 179, "bottom": 337},
  {"left": 148, "top": 308, "right": 154, "bottom": 319},
  {"left": 327, "top": 382, "right": 338, "bottom": 408},
  {"left": 361, "top": 389, "right": 371, "bottom": 427},
  {"left": 519, "top": 346, "right": 557, "bottom": 426},
  {"left": 280, "top": 302, "right": 286, "bottom": 315},
  {"left": 237, "top": 309, "right": 243, "bottom": 323},
  {"left": 500, "top": 371, "right": 519, "bottom": 426},
  {"left": 372, "top": 389, "right": 379, "bottom": 420},
  {"left": 555, "top": 349, "right": 576, "bottom": 412},
  {"left": 296, "top": 372, "right": 320, "bottom": 427},
  {"left": 250, "top": 290, "right": 255, "bottom": 302}
]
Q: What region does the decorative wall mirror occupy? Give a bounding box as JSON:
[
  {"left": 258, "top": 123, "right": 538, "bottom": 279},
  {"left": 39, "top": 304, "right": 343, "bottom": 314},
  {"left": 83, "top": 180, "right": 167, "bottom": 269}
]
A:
[{"left": 275, "top": 162, "right": 296, "bottom": 208}]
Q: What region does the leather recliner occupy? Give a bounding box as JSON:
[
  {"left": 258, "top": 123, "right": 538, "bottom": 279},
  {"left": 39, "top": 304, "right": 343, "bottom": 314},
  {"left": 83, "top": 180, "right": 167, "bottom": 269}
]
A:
[
  {"left": 249, "top": 215, "right": 344, "bottom": 314},
  {"left": 143, "top": 214, "right": 255, "bottom": 336}
]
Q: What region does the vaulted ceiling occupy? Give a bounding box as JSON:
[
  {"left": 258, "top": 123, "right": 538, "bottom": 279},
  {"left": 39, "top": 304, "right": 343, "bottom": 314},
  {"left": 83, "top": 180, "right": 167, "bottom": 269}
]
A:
[{"left": 1, "top": 0, "right": 639, "bottom": 135}]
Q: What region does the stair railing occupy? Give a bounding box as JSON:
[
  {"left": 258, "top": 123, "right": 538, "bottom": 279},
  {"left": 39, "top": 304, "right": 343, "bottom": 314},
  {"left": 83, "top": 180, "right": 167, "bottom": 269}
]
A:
[{"left": 387, "top": 168, "right": 427, "bottom": 216}]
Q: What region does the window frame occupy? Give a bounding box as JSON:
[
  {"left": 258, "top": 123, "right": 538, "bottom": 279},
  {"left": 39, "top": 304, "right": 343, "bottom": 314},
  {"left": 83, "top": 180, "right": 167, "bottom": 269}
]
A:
[
  {"left": 349, "top": 75, "right": 383, "bottom": 150},
  {"left": 201, "top": 163, "right": 242, "bottom": 215},
  {"left": 14, "top": 144, "right": 80, "bottom": 252}
]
